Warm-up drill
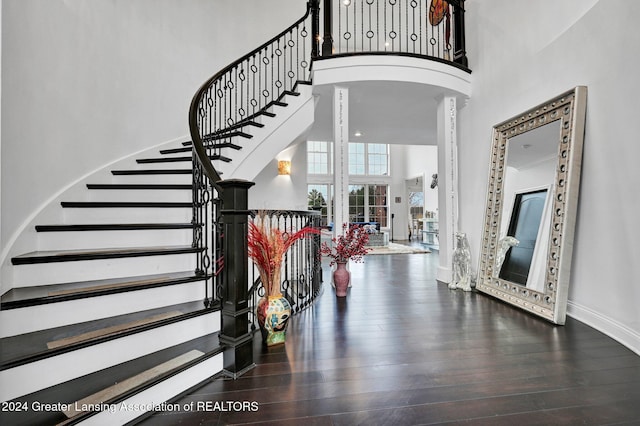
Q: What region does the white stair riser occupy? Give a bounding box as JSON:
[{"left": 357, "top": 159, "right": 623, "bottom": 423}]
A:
[
  {"left": 37, "top": 228, "right": 194, "bottom": 251},
  {"left": 130, "top": 161, "right": 192, "bottom": 170},
  {"left": 110, "top": 173, "right": 192, "bottom": 185},
  {"left": 1, "top": 280, "right": 208, "bottom": 336},
  {"left": 86, "top": 189, "right": 192, "bottom": 203},
  {"left": 81, "top": 353, "right": 223, "bottom": 426},
  {"left": 62, "top": 207, "right": 192, "bottom": 224},
  {"left": 0, "top": 312, "right": 221, "bottom": 401},
  {"left": 12, "top": 253, "right": 198, "bottom": 287}
]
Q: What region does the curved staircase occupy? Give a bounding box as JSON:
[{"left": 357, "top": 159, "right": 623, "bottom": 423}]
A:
[
  {"left": 0, "top": 139, "right": 226, "bottom": 425},
  {"left": 1, "top": 56, "right": 314, "bottom": 426},
  {"left": 1, "top": 60, "right": 313, "bottom": 426}
]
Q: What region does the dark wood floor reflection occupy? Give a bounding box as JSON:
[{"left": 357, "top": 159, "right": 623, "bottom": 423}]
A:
[{"left": 142, "top": 251, "right": 640, "bottom": 425}]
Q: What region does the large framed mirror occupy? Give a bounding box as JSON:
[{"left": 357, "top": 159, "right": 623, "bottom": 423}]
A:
[{"left": 476, "top": 87, "right": 587, "bottom": 324}]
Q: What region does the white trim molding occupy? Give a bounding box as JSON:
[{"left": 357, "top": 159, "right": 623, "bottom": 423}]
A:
[{"left": 567, "top": 301, "right": 640, "bottom": 356}]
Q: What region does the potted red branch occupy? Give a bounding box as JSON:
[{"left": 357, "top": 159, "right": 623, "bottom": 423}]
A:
[
  {"left": 247, "top": 214, "right": 320, "bottom": 296},
  {"left": 320, "top": 224, "right": 370, "bottom": 296},
  {"left": 320, "top": 224, "right": 370, "bottom": 265},
  {"left": 247, "top": 213, "right": 319, "bottom": 345}
]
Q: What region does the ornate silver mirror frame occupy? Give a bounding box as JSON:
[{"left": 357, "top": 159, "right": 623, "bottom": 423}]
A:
[{"left": 476, "top": 86, "right": 587, "bottom": 324}]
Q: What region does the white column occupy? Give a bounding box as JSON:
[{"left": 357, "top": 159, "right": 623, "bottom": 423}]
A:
[
  {"left": 333, "top": 86, "right": 349, "bottom": 237},
  {"left": 436, "top": 95, "right": 459, "bottom": 283}
]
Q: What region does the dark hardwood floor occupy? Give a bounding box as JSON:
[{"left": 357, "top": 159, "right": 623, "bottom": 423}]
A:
[{"left": 141, "top": 249, "right": 640, "bottom": 425}]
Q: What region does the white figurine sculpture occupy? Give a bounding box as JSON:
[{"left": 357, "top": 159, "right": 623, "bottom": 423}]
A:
[
  {"left": 493, "top": 236, "right": 519, "bottom": 278},
  {"left": 451, "top": 232, "right": 473, "bottom": 291}
]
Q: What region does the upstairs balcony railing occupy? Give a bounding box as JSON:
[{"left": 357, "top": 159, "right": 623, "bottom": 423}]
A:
[
  {"left": 187, "top": 0, "right": 468, "bottom": 378},
  {"left": 319, "top": 0, "right": 468, "bottom": 68}
]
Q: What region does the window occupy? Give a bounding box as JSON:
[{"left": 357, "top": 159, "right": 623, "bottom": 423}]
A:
[
  {"left": 348, "top": 185, "right": 365, "bottom": 222},
  {"left": 348, "top": 143, "right": 366, "bottom": 175},
  {"left": 307, "top": 184, "right": 332, "bottom": 226},
  {"left": 307, "top": 141, "right": 331, "bottom": 175},
  {"left": 368, "top": 144, "right": 389, "bottom": 175},
  {"left": 348, "top": 184, "right": 388, "bottom": 227},
  {"left": 367, "top": 185, "right": 388, "bottom": 226},
  {"left": 307, "top": 141, "right": 390, "bottom": 228},
  {"left": 349, "top": 143, "right": 388, "bottom": 175}
]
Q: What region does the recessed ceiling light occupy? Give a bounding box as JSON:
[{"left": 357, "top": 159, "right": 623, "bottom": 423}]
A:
[{"left": 354, "top": 131, "right": 362, "bottom": 137}]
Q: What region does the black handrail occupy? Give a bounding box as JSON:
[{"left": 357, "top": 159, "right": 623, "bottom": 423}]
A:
[
  {"left": 187, "top": 1, "right": 317, "bottom": 313},
  {"left": 188, "top": 2, "right": 316, "bottom": 189}
]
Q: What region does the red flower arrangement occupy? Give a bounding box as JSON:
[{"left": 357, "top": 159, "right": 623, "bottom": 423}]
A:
[
  {"left": 320, "top": 224, "right": 370, "bottom": 265},
  {"left": 247, "top": 214, "right": 320, "bottom": 296}
]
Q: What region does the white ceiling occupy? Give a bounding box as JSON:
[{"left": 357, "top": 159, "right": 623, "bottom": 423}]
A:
[{"left": 308, "top": 80, "right": 442, "bottom": 146}]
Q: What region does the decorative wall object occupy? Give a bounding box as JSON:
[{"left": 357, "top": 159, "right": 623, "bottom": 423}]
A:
[{"left": 278, "top": 160, "right": 291, "bottom": 175}]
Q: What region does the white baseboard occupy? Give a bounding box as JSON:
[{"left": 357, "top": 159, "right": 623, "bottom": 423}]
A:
[
  {"left": 567, "top": 300, "right": 640, "bottom": 356},
  {"left": 437, "top": 266, "right": 452, "bottom": 284}
]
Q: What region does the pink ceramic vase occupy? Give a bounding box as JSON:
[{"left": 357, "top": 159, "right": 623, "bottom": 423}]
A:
[{"left": 333, "top": 261, "right": 350, "bottom": 297}]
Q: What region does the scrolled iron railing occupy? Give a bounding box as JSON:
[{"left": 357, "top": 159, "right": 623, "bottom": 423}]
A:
[
  {"left": 321, "top": 0, "right": 468, "bottom": 68},
  {"left": 188, "top": 2, "right": 318, "bottom": 308},
  {"left": 247, "top": 210, "right": 323, "bottom": 333}
]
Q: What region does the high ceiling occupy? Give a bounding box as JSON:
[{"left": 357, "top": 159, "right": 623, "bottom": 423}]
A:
[{"left": 308, "top": 80, "right": 443, "bottom": 146}]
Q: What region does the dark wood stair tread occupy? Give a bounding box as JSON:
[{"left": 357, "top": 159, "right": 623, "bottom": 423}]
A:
[
  {"left": 167, "top": 142, "right": 243, "bottom": 154},
  {"left": 35, "top": 223, "right": 201, "bottom": 232},
  {"left": 1, "top": 300, "right": 216, "bottom": 369},
  {"left": 214, "top": 120, "right": 264, "bottom": 135},
  {"left": 111, "top": 169, "right": 192, "bottom": 175},
  {"left": 201, "top": 131, "right": 253, "bottom": 142},
  {"left": 86, "top": 184, "right": 192, "bottom": 190},
  {"left": 11, "top": 245, "right": 204, "bottom": 265},
  {"left": 62, "top": 350, "right": 204, "bottom": 421},
  {"left": 0, "top": 332, "right": 222, "bottom": 426},
  {"left": 136, "top": 154, "right": 231, "bottom": 164},
  {"left": 1, "top": 271, "right": 208, "bottom": 310}
]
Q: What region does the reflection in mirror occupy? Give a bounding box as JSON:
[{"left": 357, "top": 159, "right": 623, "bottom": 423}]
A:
[
  {"left": 499, "top": 188, "right": 548, "bottom": 288},
  {"left": 476, "top": 87, "right": 587, "bottom": 325},
  {"left": 497, "top": 120, "right": 560, "bottom": 292}
]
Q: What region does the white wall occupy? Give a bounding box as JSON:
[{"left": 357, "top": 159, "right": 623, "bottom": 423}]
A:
[
  {"left": 405, "top": 145, "right": 438, "bottom": 215},
  {"left": 0, "top": 0, "right": 303, "bottom": 257},
  {"left": 248, "top": 142, "right": 309, "bottom": 211},
  {"left": 0, "top": 1, "right": 3, "bottom": 252},
  {"left": 460, "top": 0, "right": 640, "bottom": 353},
  {"left": 389, "top": 144, "right": 438, "bottom": 241}
]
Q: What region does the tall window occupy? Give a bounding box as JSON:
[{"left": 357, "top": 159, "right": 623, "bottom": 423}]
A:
[
  {"left": 347, "top": 184, "right": 388, "bottom": 227},
  {"left": 368, "top": 185, "right": 388, "bottom": 226},
  {"left": 348, "top": 185, "right": 365, "bottom": 222},
  {"left": 307, "top": 141, "right": 331, "bottom": 175},
  {"left": 348, "top": 143, "right": 366, "bottom": 175},
  {"left": 307, "top": 184, "right": 332, "bottom": 226},
  {"left": 368, "top": 144, "right": 389, "bottom": 175},
  {"left": 307, "top": 141, "right": 390, "bottom": 228}
]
